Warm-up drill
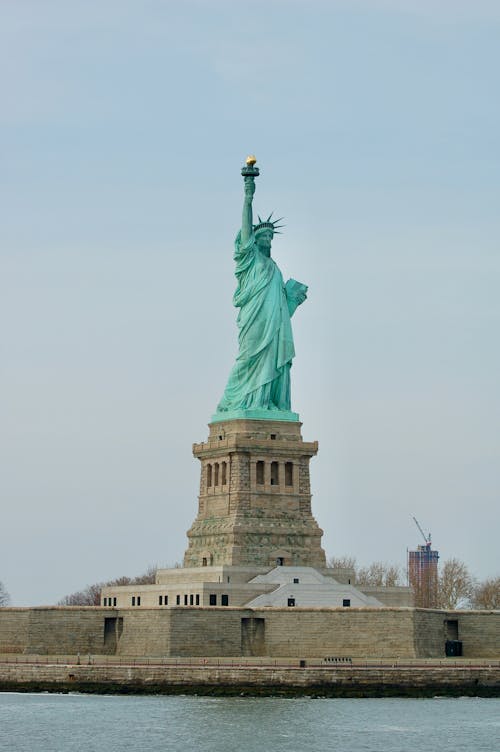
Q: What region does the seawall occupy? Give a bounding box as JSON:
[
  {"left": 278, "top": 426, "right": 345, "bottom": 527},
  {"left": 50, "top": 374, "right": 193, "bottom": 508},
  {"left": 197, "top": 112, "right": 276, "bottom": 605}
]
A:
[{"left": 1, "top": 658, "right": 499, "bottom": 697}]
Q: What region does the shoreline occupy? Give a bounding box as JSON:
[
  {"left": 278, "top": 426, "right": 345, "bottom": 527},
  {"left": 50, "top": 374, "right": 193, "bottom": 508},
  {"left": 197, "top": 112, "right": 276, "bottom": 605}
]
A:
[{"left": 1, "top": 659, "right": 499, "bottom": 698}]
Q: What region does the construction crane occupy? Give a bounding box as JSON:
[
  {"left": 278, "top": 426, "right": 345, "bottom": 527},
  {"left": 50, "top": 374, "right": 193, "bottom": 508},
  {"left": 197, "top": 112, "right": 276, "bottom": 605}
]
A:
[{"left": 412, "top": 516, "right": 431, "bottom": 547}]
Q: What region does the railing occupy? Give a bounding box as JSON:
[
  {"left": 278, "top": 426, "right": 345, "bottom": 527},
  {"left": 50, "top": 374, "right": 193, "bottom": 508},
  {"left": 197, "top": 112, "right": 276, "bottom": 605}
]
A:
[{"left": 0, "top": 655, "right": 498, "bottom": 670}]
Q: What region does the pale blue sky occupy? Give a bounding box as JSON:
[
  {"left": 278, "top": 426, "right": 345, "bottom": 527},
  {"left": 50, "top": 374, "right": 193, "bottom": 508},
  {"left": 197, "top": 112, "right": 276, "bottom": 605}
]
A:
[{"left": 1, "top": 0, "right": 499, "bottom": 604}]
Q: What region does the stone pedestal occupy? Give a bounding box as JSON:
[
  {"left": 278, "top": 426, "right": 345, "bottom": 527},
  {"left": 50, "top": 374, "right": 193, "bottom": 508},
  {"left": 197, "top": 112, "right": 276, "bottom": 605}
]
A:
[{"left": 184, "top": 419, "right": 326, "bottom": 568}]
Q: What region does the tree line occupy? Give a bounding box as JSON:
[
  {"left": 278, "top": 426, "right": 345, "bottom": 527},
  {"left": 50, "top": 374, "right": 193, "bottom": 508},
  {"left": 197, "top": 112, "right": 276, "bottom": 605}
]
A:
[
  {"left": 0, "top": 581, "right": 9, "bottom": 607},
  {"left": 328, "top": 556, "right": 499, "bottom": 610},
  {"left": 56, "top": 566, "right": 157, "bottom": 606}
]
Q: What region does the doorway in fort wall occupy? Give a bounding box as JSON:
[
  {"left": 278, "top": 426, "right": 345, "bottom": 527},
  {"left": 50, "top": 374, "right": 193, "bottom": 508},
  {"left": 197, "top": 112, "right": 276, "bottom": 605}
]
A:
[
  {"left": 104, "top": 617, "right": 123, "bottom": 654},
  {"left": 241, "top": 617, "right": 266, "bottom": 656}
]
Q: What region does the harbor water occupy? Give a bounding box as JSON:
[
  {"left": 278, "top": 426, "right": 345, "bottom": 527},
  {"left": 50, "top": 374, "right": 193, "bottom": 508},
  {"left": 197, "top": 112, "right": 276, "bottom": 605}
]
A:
[{"left": 0, "top": 693, "right": 499, "bottom": 751}]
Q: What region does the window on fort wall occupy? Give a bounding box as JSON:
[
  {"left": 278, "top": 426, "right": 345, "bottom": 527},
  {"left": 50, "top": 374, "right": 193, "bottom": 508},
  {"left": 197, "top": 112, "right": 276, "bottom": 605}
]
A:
[
  {"left": 343, "top": 599, "right": 351, "bottom": 607},
  {"left": 159, "top": 595, "right": 162, "bottom": 605},
  {"left": 132, "top": 597, "right": 136, "bottom": 606},
  {"left": 103, "top": 598, "right": 107, "bottom": 606},
  {"left": 285, "top": 462, "right": 293, "bottom": 486},
  {"left": 195, "top": 594, "right": 200, "bottom": 605},
  {"left": 137, "top": 596, "right": 141, "bottom": 606},
  {"left": 214, "top": 463, "right": 219, "bottom": 486},
  {"left": 256, "top": 461, "right": 264, "bottom": 485},
  {"left": 190, "top": 594, "right": 194, "bottom": 605},
  {"left": 207, "top": 464, "right": 212, "bottom": 488},
  {"left": 113, "top": 597, "right": 117, "bottom": 606},
  {"left": 209, "top": 594, "right": 217, "bottom": 606},
  {"left": 270, "top": 461, "right": 279, "bottom": 485},
  {"left": 221, "top": 461, "right": 227, "bottom": 485},
  {"left": 176, "top": 595, "right": 180, "bottom": 605},
  {"left": 165, "top": 595, "right": 168, "bottom": 605},
  {"left": 184, "top": 594, "right": 188, "bottom": 606},
  {"left": 221, "top": 594, "right": 229, "bottom": 606}
]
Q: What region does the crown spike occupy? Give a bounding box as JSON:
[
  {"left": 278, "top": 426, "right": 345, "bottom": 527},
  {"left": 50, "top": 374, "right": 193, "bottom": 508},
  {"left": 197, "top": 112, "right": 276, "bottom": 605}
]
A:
[{"left": 253, "top": 211, "right": 286, "bottom": 237}]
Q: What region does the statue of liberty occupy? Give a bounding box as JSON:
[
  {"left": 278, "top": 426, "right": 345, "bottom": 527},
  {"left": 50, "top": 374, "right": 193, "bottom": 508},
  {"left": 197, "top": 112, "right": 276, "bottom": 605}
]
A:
[{"left": 214, "top": 157, "right": 308, "bottom": 422}]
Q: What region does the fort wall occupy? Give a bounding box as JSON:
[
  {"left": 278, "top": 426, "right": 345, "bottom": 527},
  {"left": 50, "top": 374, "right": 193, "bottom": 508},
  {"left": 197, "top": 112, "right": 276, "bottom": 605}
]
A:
[{"left": 1, "top": 607, "right": 498, "bottom": 659}]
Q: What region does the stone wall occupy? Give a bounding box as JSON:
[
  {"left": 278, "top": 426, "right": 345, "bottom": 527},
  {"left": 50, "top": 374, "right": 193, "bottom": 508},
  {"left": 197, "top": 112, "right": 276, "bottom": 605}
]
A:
[
  {"left": 25, "top": 608, "right": 115, "bottom": 655},
  {"left": 1, "top": 661, "right": 499, "bottom": 697},
  {"left": 0, "top": 609, "right": 30, "bottom": 653},
  {"left": 1, "top": 606, "right": 498, "bottom": 659},
  {"left": 254, "top": 608, "right": 417, "bottom": 658}
]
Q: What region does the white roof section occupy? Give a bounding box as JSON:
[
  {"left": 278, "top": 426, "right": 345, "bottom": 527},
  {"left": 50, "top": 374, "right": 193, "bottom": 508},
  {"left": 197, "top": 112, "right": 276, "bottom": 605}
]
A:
[
  {"left": 250, "top": 566, "right": 331, "bottom": 586},
  {"left": 245, "top": 567, "right": 383, "bottom": 608}
]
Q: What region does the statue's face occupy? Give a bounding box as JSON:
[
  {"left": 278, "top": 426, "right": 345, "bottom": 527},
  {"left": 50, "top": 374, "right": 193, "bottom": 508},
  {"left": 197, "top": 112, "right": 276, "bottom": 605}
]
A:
[{"left": 256, "top": 230, "right": 273, "bottom": 256}]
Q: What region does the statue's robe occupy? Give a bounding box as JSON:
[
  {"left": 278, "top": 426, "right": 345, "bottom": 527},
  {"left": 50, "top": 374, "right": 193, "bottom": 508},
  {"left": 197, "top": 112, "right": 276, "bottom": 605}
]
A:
[{"left": 216, "top": 231, "right": 297, "bottom": 413}]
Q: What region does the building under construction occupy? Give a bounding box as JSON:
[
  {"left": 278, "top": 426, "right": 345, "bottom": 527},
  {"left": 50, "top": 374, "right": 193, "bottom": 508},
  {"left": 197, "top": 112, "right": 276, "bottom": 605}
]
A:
[{"left": 409, "top": 518, "right": 439, "bottom": 608}]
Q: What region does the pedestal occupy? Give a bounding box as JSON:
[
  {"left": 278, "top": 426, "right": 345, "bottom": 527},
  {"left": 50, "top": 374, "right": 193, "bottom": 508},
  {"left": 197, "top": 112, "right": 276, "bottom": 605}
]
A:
[{"left": 184, "top": 419, "right": 326, "bottom": 569}]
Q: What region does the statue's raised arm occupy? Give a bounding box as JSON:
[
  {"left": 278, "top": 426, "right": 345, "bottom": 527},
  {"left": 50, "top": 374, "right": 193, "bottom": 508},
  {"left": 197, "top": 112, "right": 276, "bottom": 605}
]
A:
[
  {"left": 240, "top": 156, "right": 259, "bottom": 245},
  {"left": 213, "top": 157, "right": 307, "bottom": 423}
]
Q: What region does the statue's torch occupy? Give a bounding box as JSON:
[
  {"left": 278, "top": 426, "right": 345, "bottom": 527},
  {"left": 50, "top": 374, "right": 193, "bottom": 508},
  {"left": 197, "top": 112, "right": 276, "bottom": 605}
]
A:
[{"left": 241, "top": 155, "right": 259, "bottom": 178}]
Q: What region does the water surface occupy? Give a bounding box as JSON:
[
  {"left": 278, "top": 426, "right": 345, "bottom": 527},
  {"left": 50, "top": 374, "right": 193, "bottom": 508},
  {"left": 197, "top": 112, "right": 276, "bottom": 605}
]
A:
[{"left": 0, "top": 693, "right": 498, "bottom": 752}]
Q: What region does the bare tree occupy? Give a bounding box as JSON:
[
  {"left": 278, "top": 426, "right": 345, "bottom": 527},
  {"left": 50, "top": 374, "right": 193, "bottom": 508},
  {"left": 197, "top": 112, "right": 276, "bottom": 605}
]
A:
[
  {"left": 327, "top": 556, "right": 357, "bottom": 570},
  {"left": 437, "top": 558, "right": 475, "bottom": 609},
  {"left": 57, "top": 565, "right": 157, "bottom": 606},
  {"left": 327, "top": 557, "right": 403, "bottom": 587},
  {"left": 0, "top": 581, "right": 10, "bottom": 607},
  {"left": 356, "top": 561, "right": 404, "bottom": 587},
  {"left": 472, "top": 577, "right": 500, "bottom": 610}
]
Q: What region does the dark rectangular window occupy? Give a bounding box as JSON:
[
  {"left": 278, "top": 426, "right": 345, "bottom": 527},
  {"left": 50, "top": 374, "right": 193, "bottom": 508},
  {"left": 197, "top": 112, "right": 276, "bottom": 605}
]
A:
[
  {"left": 165, "top": 595, "right": 168, "bottom": 605},
  {"left": 189, "top": 594, "right": 194, "bottom": 605},
  {"left": 285, "top": 462, "right": 293, "bottom": 486},
  {"left": 195, "top": 594, "right": 200, "bottom": 605},
  {"left": 113, "top": 597, "right": 117, "bottom": 606},
  {"left": 221, "top": 461, "right": 227, "bottom": 485},
  {"left": 176, "top": 594, "right": 180, "bottom": 605},
  {"left": 343, "top": 599, "right": 351, "bottom": 607},
  {"left": 221, "top": 594, "right": 229, "bottom": 606},
  {"left": 131, "top": 596, "right": 136, "bottom": 606},
  {"left": 287, "top": 597, "right": 296, "bottom": 607},
  {"left": 209, "top": 594, "right": 217, "bottom": 606},
  {"left": 293, "top": 578, "right": 299, "bottom": 584},
  {"left": 137, "top": 596, "right": 141, "bottom": 606},
  {"left": 214, "top": 462, "right": 219, "bottom": 486},
  {"left": 159, "top": 595, "right": 162, "bottom": 605},
  {"left": 256, "top": 460, "right": 264, "bottom": 485},
  {"left": 184, "top": 594, "right": 188, "bottom": 606},
  {"left": 103, "top": 597, "right": 107, "bottom": 606},
  {"left": 270, "top": 461, "right": 279, "bottom": 485},
  {"left": 207, "top": 464, "right": 212, "bottom": 487}
]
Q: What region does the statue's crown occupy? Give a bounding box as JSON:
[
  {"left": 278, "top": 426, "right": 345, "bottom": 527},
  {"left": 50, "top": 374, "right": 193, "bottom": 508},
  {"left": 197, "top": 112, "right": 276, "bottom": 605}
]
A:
[{"left": 254, "top": 212, "right": 284, "bottom": 236}]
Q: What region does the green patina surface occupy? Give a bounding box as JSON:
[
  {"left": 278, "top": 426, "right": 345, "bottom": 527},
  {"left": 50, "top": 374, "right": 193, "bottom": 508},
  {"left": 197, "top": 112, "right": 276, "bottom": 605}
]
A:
[
  {"left": 211, "top": 408, "right": 299, "bottom": 424},
  {"left": 214, "top": 158, "right": 307, "bottom": 423}
]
